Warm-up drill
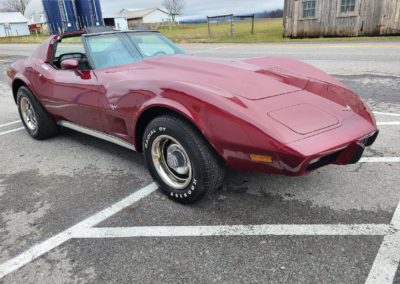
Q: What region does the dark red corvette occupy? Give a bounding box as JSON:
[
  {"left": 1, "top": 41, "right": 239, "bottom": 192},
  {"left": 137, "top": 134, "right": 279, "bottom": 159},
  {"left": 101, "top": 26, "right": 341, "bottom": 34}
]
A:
[{"left": 7, "top": 30, "right": 378, "bottom": 203}]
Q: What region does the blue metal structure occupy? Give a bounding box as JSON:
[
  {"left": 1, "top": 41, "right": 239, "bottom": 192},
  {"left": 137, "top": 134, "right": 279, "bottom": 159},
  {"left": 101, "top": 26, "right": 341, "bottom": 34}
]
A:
[
  {"left": 42, "top": 0, "right": 103, "bottom": 34},
  {"left": 75, "top": 0, "right": 104, "bottom": 29},
  {"left": 42, "top": 0, "right": 79, "bottom": 34},
  {"left": 60, "top": 0, "right": 79, "bottom": 31}
]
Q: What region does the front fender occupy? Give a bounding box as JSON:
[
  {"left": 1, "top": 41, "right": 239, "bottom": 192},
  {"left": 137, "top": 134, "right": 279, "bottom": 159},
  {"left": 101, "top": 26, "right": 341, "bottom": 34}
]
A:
[{"left": 134, "top": 83, "right": 282, "bottom": 171}]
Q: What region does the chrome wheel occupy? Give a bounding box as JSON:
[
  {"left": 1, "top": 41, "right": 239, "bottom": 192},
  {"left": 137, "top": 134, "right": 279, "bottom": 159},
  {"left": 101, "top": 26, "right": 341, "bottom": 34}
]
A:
[
  {"left": 151, "top": 135, "right": 192, "bottom": 190},
  {"left": 20, "top": 97, "right": 37, "bottom": 131}
]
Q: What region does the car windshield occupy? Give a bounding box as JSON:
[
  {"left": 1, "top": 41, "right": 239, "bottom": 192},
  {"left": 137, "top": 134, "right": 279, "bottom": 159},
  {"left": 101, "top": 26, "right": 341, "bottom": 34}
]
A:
[{"left": 85, "top": 32, "right": 184, "bottom": 69}]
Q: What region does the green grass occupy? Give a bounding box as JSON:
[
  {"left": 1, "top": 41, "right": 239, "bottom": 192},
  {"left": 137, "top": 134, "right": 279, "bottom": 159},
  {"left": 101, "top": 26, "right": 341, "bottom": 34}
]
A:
[
  {"left": 159, "top": 18, "right": 284, "bottom": 43},
  {"left": 0, "top": 18, "right": 399, "bottom": 44},
  {"left": 159, "top": 18, "right": 400, "bottom": 43},
  {"left": 0, "top": 34, "right": 49, "bottom": 44}
]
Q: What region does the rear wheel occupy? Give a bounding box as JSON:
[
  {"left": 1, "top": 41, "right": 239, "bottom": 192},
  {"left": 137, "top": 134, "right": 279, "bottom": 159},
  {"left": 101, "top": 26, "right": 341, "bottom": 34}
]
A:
[
  {"left": 17, "top": 86, "right": 58, "bottom": 140},
  {"left": 143, "top": 115, "right": 225, "bottom": 204}
]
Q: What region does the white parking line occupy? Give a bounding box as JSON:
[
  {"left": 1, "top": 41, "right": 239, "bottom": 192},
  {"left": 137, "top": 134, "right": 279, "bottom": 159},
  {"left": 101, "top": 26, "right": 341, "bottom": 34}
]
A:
[
  {"left": 0, "top": 232, "right": 72, "bottom": 280},
  {"left": 73, "top": 224, "right": 389, "bottom": 238},
  {"left": 374, "top": 111, "right": 400, "bottom": 117},
  {"left": 0, "top": 127, "right": 399, "bottom": 280},
  {"left": 360, "top": 157, "right": 400, "bottom": 163},
  {"left": 0, "top": 120, "right": 20, "bottom": 128},
  {"left": 0, "top": 127, "right": 24, "bottom": 136},
  {"left": 0, "top": 183, "right": 158, "bottom": 279},
  {"left": 0, "top": 178, "right": 398, "bottom": 280},
  {"left": 366, "top": 201, "right": 400, "bottom": 284},
  {"left": 377, "top": 122, "right": 400, "bottom": 126}
]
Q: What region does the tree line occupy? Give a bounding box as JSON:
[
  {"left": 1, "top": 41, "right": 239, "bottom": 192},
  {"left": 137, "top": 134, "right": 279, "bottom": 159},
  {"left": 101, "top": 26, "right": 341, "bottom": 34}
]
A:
[{"left": 0, "top": 0, "right": 30, "bottom": 14}]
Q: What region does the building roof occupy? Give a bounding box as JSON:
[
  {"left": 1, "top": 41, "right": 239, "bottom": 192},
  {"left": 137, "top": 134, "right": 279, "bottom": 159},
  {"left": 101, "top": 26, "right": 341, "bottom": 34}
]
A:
[
  {"left": 120, "top": 8, "right": 169, "bottom": 20},
  {"left": 0, "top": 12, "right": 28, "bottom": 24},
  {"left": 103, "top": 13, "right": 127, "bottom": 19}
]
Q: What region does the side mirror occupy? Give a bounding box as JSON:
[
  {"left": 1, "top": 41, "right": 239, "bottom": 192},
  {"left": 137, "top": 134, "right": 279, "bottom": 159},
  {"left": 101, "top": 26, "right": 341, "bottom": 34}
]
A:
[{"left": 61, "top": 59, "right": 79, "bottom": 70}]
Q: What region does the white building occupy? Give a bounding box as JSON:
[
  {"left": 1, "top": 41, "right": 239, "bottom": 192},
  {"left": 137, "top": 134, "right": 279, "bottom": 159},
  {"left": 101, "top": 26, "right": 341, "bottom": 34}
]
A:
[
  {"left": 0, "top": 12, "right": 30, "bottom": 37},
  {"left": 103, "top": 14, "right": 129, "bottom": 30},
  {"left": 120, "top": 8, "right": 170, "bottom": 28}
]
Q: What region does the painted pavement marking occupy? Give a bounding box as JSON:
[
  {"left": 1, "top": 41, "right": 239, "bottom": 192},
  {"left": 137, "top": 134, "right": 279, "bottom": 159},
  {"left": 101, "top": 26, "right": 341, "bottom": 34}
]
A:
[
  {"left": 0, "top": 127, "right": 24, "bottom": 136},
  {"left": 74, "top": 224, "right": 389, "bottom": 238},
  {"left": 0, "top": 183, "right": 158, "bottom": 279},
  {"left": 366, "top": 201, "right": 400, "bottom": 284},
  {"left": 0, "top": 111, "right": 400, "bottom": 281},
  {"left": 0, "top": 120, "right": 20, "bottom": 128}
]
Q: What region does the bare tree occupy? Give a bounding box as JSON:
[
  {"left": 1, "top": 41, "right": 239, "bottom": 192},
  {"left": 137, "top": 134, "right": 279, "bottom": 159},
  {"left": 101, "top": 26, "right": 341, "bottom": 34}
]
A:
[
  {"left": 162, "top": 0, "right": 185, "bottom": 22},
  {"left": 0, "top": 0, "right": 30, "bottom": 14}
]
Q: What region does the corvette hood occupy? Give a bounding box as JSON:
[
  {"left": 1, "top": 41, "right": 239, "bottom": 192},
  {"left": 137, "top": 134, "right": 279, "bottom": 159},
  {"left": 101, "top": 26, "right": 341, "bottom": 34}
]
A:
[
  {"left": 135, "top": 55, "right": 304, "bottom": 100},
  {"left": 101, "top": 55, "right": 374, "bottom": 144}
]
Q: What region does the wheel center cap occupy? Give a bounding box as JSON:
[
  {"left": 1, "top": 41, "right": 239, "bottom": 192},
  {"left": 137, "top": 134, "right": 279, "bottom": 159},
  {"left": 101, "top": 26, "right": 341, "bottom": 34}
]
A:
[
  {"left": 167, "top": 153, "right": 179, "bottom": 169},
  {"left": 166, "top": 144, "right": 189, "bottom": 175}
]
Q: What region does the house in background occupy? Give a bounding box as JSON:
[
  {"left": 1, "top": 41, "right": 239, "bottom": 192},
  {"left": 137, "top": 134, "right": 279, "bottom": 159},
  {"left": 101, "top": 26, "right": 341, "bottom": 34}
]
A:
[
  {"left": 0, "top": 12, "right": 30, "bottom": 37},
  {"left": 283, "top": 0, "right": 400, "bottom": 38},
  {"left": 103, "top": 14, "right": 129, "bottom": 30},
  {"left": 120, "top": 8, "right": 170, "bottom": 29}
]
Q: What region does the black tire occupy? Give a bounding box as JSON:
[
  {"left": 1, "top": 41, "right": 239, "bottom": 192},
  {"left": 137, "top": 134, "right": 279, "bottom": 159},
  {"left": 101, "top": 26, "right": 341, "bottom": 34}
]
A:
[
  {"left": 143, "top": 114, "right": 225, "bottom": 204},
  {"left": 17, "top": 86, "right": 58, "bottom": 140}
]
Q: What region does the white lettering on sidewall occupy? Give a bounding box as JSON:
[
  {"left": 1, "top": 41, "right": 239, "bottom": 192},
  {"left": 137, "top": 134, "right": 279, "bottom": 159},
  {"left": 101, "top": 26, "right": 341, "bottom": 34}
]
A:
[
  {"left": 171, "top": 179, "right": 197, "bottom": 199},
  {"left": 145, "top": 125, "right": 197, "bottom": 199},
  {"left": 144, "top": 127, "right": 167, "bottom": 149}
]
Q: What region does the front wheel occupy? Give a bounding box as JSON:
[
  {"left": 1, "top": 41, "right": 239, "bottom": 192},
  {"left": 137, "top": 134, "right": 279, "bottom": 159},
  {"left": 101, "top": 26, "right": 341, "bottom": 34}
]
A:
[{"left": 143, "top": 115, "right": 225, "bottom": 204}]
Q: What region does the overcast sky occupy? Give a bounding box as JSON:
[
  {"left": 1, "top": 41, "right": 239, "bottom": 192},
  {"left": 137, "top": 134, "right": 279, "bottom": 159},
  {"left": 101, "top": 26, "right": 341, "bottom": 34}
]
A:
[
  {"left": 100, "top": 0, "right": 283, "bottom": 20},
  {"left": 0, "top": 0, "right": 284, "bottom": 20}
]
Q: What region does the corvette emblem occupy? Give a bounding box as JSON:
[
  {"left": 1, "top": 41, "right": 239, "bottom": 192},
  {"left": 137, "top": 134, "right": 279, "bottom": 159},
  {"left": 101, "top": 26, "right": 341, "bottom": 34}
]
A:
[{"left": 111, "top": 104, "right": 117, "bottom": 110}]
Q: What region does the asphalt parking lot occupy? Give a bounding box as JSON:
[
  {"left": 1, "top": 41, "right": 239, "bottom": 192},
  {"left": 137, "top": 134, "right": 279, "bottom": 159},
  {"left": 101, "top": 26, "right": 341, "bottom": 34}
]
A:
[{"left": 0, "top": 42, "right": 400, "bottom": 283}]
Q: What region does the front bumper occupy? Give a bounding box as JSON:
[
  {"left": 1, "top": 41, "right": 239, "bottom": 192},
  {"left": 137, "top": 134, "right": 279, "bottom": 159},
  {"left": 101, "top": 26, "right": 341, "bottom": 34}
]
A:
[{"left": 279, "top": 130, "right": 379, "bottom": 176}]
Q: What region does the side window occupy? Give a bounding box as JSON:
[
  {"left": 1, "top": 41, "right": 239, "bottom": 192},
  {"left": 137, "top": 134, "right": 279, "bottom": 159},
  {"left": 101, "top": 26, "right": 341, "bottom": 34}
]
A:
[
  {"left": 54, "top": 37, "right": 88, "bottom": 70},
  {"left": 55, "top": 37, "right": 85, "bottom": 58},
  {"left": 340, "top": 0, "right": 356, "bottom": 13},
  {"left": 86, "top": 34, "right": 142, "bottom": 69},
  {"left": 302, "top": 0, "right": 316, "bottom": 18},
  {"left": 337, "top": 0, "right": 357, "bottom": 17}
]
